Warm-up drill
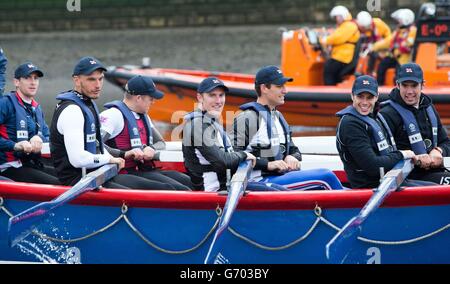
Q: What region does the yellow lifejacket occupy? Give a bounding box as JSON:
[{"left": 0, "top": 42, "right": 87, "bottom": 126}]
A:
[{"left": 326, "top": 19, "right": 360, "bottom": 64}]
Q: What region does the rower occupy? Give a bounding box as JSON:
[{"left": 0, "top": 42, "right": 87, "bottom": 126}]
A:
[
  {"left": 182, "top": 77, "right": 256, "bottom": 191},
  {"left": 232, "top": 66, "right": 344, "bottom": 190},
  {"left": 0, "top": 57, "right": 59, "bottom": 184},
  {"left": 336, "top": 75, "right": 435, "bottom": 188},
  {"left": 379, "top": 63, "right": 450, "bottom": 185},
  {"left": 50, "top": 56, "right": 158, "bottom": 189},
  {"left": 100, "top": 75, "right": 192, "bottom": 190}
]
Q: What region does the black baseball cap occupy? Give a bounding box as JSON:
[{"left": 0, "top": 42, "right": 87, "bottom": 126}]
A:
[
  {"left": 125, "top": 75, "right": 164, "bottom": 99},
  {"left": 14, "top": 62, "right": 44, "bottom": 79},
  {"left": 352, "top": 75, "right": 378, "bottom": 97},
  {"left": 197, "top": 77, "right": 229, "bottom": 93},
  {"left": 73, "top": 56, "right": 107, "bottom": 76},
  {"left": 255, "top": 65, "right": 293, "bottom": 85}
]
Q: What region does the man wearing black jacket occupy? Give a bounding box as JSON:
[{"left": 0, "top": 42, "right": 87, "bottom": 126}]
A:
[
  {"left": 379, "top": 63, "right": 450, "bottom": 184},
  {"left": 182, "top": 77, "right": 256, "bottom": 191},
  {"left": 336, "top": 75, "right": 435, "bottom": 188}
]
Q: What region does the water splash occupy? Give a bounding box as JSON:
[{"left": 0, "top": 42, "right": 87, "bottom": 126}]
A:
[{"left": 14, "top": 217, "right": 82, "bottom": 264}]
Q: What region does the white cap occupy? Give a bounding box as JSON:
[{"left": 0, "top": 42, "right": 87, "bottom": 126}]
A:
[
  {"left": 391, "top": 8, "right": 415, "bottom": 26},
  {"left": 356, "top": 11, "right": 372, "bottom": 28},
  {"left": 330, "top": 6, "right": 350, "bottom": 20}
]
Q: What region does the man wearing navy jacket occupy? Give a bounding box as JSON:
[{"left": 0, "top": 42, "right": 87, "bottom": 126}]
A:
[
  {"left": 379, "top": 63, "right": 450, "bottom": 184},
  {"left": 0, "top": 60, "right": 59, "bottom": 184}
]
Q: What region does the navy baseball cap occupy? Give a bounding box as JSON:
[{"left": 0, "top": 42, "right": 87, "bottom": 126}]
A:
[
  {"left": 255, "top": 66, "right": 293, "bottom": 85},
  {"left": 397, "top": 63, "right": 423, "bottom": 83},
  {"left": 125, "top": 75, "right": 164, "bottom": 99},
  {"left": 197, "top": 77, "right": 229, "bottom": 93},
  {"left": 72, "top": 56, "right": 107, "bottom": 76},
  {"left": 352, "top": 75, "right": 378, "bottom": 97},
  {"left": 14, "top": 62, "right": 44, "bottom": 79}
]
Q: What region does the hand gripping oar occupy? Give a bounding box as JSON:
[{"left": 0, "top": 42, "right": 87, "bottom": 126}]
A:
[
  {"left": 325, "top": 159, "right": 414, "bottom": 263},
  {"left": 8, "top": 164, "right": 118, "bottom": 247},
  {"left": 204, "top": 160, "right": 253, "bottom": 264}
]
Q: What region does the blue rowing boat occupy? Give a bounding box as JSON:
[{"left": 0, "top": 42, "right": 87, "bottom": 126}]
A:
[{"left": 1, "top": 177, "right": 449, "bottom": 264}]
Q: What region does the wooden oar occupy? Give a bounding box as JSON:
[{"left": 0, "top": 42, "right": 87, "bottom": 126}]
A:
[
  {"left": 325, "top": 159, "right": 414, "bottom": 263},
  {"left": 8, "top": 164, "right": 118, "bottom": 247},
  {"left": 204, "top": 160, "right": 253, "bottom": 264}
]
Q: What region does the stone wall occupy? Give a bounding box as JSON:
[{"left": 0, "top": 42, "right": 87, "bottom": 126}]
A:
[{"left": 0, "top": 0, "right": 426, "bottom": 33}]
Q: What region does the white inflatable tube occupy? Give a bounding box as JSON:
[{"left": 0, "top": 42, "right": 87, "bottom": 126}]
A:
[{"left": 162, "top": 136, "right": 338, "bottom": 155}]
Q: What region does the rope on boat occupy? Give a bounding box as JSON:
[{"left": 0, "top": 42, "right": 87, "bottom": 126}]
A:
[
  {"left": 121, "top": 204, "right": 221, "bottom": 254},
  {"left": 227, "top": 204, "right": 450, "bottom": 250},
  {"left": 0, "top": 198, "right": 221, "bottom": 254},
  {"left": 1, "top": 197, "right": 449, "bottom": 253}
]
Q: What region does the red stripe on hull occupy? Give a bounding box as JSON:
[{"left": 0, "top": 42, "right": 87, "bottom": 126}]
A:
[{"left": 0, "top": 181, "right": 449, "bottom": 210}]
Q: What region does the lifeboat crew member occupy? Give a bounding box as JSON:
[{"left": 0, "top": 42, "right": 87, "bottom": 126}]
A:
[
  {"left": 232, "top": 66, "right": 344, "bottom": 190},
  {"left": 336, "top": 75, "right": 435, "bottom": 188},
  {"left": 322, "top": 5, "right": 360, "bottom": 85},
  {"left": 50, "top": 56, "right": 158, "bottom": 189},
  {"left": 100, "top": 75, "right": 192, "bottom": 190},
  {"left": 355, "top": 11, "right": 392, "bottom": 75},
  {"left": 182, "top": 77, "right": 257, "bottom": 192},
  {"left": 0, "top": 60, "right": 59, "bottom": 184},
  {"left": 375, "top": 9, "right": 417, "bottom": 85},
  {"left": 379, "top": 63, "right": 450, "bottom": 185}
]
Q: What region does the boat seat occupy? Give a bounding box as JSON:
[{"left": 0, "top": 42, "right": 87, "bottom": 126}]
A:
[{"left": 338, "top": 38, "right": 362, "bottom": 79}]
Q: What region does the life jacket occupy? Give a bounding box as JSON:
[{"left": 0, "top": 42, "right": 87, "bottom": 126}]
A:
[
  {"left": 183, "top": 111, "right": 233, "bottom": 184},
  {"left": 5, "top": 92, "right": 45, "bottom": 142},
  {"left": 367, "top": 21, "right": 382, "bottom": 43},
  {"left": 389, "top": 25, "right": 413, "bottom": 55},
  {"left": 239, "top": 102, "right": 290, "bottom": 160},
  {"left": 104, "top": 100, "right": 155, "bottom": 170},
  {"left": 104, "top": 100, "right": 153, "bottom": 148},
  {"left": 336, "top": 105, "right": 393, "bottom": 156},
  {"left": 56, "top": 91, "right": 103, "bottom": 154},
  {"left": 184, "top": 111, "right": 232, "bottom": 152},
  {"left": 383, "top": 100, "right": 437, "bottom": 154}
]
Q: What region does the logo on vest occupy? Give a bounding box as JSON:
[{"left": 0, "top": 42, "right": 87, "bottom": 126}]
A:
[
  {"left": 132, "top": 127, "right": 139, "bottom": 136},
  {"left": 377, "top": 131, "right": 384, "bottom": 140},
  {"left": 91, "top": 123, "right": 96, "bottom": 132},
  {"left": 20, "top": 120, "right": 26, "bottom": 128},
  {"left": 408, "top": 123, "right": 416, "bottom": 132}
]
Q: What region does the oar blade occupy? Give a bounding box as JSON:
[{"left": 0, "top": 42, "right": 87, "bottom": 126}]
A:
[
  {"left": 204, "top": 161, "right": 252, "bottom": 264},
  {"left": 325, "top": 216, "right": 361, "bottom": 263},
  {"left": 325, "top": 159, "right": 413, "bottom": 263},
  {"left": 7, "top": 164, "right": 118, "bottom": 247},
  {"left": 8, "top": 201, "right": 53, "bottom": 247}
]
